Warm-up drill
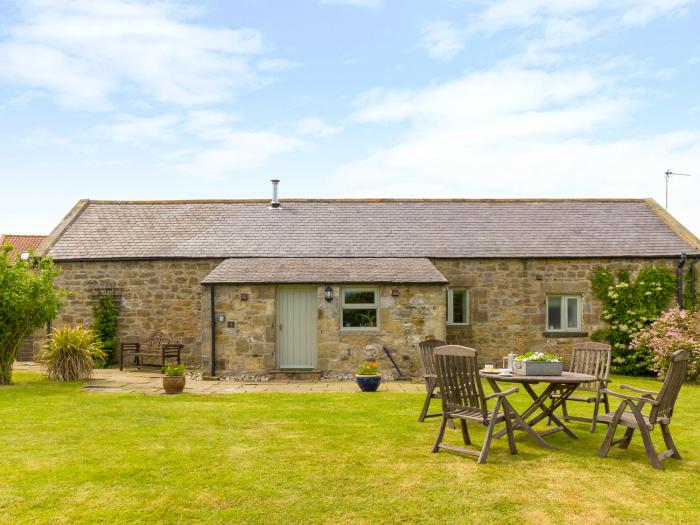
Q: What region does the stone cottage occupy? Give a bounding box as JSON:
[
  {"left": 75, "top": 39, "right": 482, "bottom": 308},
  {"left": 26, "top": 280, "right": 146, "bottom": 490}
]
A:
[{"left": 38, "top": 191, "right": 700, "bottom": 378}]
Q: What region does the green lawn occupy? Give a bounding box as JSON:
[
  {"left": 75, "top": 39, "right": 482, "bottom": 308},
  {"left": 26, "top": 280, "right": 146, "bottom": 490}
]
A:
[{"left": 1, "top": 372, "right": 698, "bottom": 525}]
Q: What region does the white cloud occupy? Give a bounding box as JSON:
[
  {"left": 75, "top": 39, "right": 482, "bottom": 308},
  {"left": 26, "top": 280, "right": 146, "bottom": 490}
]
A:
[
  {"left": 94, "top": 113, "right": 181, "bottom": 143},
  {"left": 0, "top": 0, "right": 277, "bottom": 109},
  {"left": 296, "top": 117, "right": 343, "bottom": 138},
  {"left": 419, "top": 21, "right": 465, "bottom": 60},
  {"left": 179, "top": 130, "right": 305, "bottom": 179},
  {"left": 463, "top": 0, "right": 694, "bottom": 64},
  {"left": 352, "top": 69, "right": 606, "bottom": 126},
  {"left": 339, "top": 66, "right": 700, "bottom": 234}
]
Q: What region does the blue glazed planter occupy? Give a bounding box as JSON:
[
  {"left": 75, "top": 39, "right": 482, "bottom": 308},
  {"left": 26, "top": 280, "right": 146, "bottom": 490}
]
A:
[{"left": 355, "top": 374, "right": 382, "bottom": 392}]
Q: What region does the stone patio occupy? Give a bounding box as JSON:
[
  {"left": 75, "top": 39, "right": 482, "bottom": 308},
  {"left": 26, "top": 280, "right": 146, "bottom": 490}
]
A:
[{"left": 14, "top": 362, "right": 425, "bottom": 395}]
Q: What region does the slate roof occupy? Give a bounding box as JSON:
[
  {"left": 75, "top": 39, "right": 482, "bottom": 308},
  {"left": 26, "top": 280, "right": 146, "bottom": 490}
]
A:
[
  {"left": 202, "top": 257, "right": 448, "bottom": 284},
  {"left": 45, "top": 199, "right": 700, "bottom": 260},
  {"left": 1, "top": 234, "right": 46, "bottom": 260}
]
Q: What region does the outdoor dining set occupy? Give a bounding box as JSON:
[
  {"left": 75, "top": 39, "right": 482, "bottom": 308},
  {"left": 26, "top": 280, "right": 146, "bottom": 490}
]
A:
[{"left": 417, "top": 340, "right": 689, "bottom": 470}]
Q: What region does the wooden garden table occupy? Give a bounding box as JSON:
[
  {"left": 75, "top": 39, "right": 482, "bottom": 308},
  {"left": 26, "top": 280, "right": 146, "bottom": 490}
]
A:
[{"left": 479, "top": 371, "right": 597, "bottom": 449}]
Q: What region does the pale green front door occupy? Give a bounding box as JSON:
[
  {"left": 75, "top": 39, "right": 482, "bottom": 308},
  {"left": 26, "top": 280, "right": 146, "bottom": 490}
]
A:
[{"left": 277, "top": 287, "right": 317, "bottom": 370}]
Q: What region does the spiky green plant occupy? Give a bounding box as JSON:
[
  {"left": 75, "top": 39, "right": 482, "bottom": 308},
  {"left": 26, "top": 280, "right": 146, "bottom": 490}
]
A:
[{"left": 39, "top": 326, "right": 105, "bottom": 381}]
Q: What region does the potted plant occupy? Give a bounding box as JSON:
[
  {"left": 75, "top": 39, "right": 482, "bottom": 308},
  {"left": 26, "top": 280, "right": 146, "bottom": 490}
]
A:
[
  {"left": 355, "top": 361, "right": 382, "bottom": 392},
  {"left": 162, "top": 362, "right": 186, "bottom": 394},
  {"left": 512, "top": 351, "right": 563, "bottom": 376}
]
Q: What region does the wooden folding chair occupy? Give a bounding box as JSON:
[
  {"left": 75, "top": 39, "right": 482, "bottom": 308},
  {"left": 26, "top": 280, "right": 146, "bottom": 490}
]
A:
[
  {"left": 431, "top": 345, "right": 521, "bottom": 464},
  {"left": 598, "top": 349, "right": 688, "bottom": 470},
  {"left": 417, "top": 339, "right": 447, "bottom": 422},
  {"left": 548, "top": 342, "right": 611, "bottom": 431}
]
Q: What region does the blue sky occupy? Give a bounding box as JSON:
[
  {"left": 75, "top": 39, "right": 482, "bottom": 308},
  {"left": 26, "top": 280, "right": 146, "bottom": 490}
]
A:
[{"left": 1, "top": 0, "right": 699, "bottom": 237}]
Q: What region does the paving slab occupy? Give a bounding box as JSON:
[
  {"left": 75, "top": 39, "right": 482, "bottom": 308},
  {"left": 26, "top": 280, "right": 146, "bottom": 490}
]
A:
[{"left": 15, "top": 362, "right": 425, "bottom": 395}]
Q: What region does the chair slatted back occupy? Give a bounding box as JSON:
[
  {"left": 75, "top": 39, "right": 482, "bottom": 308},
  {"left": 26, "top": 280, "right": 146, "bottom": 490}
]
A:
[
  {"left": 418, "top": 339, "right": 446, "bottom": 376},
  {"left": 650, "top": 349, "right": 689, "bottom": 424},
  {"left": 433, "top": 345, "right": 487, "bottom": 419},
  {"left": 121, "top": 342, "right": 139, "bottom": 352},
  {"left": 569, "top": 342, "right": 611, "bottom": 391}
]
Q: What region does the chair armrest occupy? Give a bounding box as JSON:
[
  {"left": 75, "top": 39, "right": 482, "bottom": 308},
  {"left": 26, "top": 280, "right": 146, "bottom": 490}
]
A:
[
  {"left": 620, "top": 384, "right": 658, "bottom": 397},
  {"left": 603, "top": 389, "right": 658, "bottom": 405},
  {"left": 484, "top": 387, "right": 519, "bottom": 400}
]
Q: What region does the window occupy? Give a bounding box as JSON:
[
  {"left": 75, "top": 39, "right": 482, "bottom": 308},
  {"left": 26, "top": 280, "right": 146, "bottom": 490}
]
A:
[
  {"left": 447, "top": 288, "right": 469, "bottom": 325},
  {"left": 341, "top": 288, "right": 378, "bottom": 329},
  {"left": 546, "top": 295, "right": 581, "bottom": 331}
]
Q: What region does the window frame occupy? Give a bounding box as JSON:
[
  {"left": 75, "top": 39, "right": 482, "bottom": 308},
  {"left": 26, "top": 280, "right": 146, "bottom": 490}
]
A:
[
  {"left": 447, "top": 287, "right": 469, "bottom": 326},
  {"left": 340, "top": 287, "right": 379, "bottom": 331},
  {"left": 546, "top": 294, "right": 582, "bottom": 332}
]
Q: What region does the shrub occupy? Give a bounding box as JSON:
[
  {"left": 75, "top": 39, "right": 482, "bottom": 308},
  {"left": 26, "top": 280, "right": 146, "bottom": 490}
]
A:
[
  {"left": 0, "top": 245, "right": 63, "bottom": 385},
  {"left": 163, "top": 362, "right": 186, "bottom": 376},
  {"left": 39, "top": 326, "right": 106, "bottom": 381},
  {"left": 92, "top": 295, "right": 119, "bottom": 367},
  {"left": 631, "top": 307, "right": 700, "bottom": 382},
  {"left": 590, "top": 267, "right": 676, "bottom": 375}
]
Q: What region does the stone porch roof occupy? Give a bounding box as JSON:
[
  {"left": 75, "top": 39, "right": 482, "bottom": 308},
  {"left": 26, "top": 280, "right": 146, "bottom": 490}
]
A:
[
  {"left": 43, "top": 198, "right": 700, "bottom": 260},
  {"left": 201, "top": 257, "right": 448, "bottom": 284}
]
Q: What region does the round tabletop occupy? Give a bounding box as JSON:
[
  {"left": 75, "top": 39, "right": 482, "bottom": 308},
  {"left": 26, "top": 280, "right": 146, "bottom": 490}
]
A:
[{"left": 479, "top": 371, "right": 597, "bottom": 384}]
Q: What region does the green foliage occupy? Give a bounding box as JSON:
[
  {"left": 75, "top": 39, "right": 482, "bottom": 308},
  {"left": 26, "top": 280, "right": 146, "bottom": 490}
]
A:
[
  {"left": 0, "top": 244, "right": 63, "bottom": 385},
  {"left": 515, "top": 351, "right": 561, "bottom": 362},
  {"left": 683, "top": 264, "right": 699, "bottom": 309},
  {"left": 163, "top": 362, "right": 186, "bottom": 376},
  {"left": 356, "top": 361, "right": 380, "bottom": 375},
  {"left": 590, "top": 267, "right": 676, "bottom": 375},
  {"left": 39, "top": 325, "right": 105, "bottom": 381},
  {"left": 92, "top": 295, "right": 119, "bottom": 367}
]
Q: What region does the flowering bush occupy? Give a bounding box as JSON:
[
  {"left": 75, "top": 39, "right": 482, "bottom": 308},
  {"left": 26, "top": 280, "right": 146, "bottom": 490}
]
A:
[
  {"left": 590, "top": 267, "right": 676, "bottom": 375},
  {"left": 515, "top": 351, "right": 561, "bottom": 362},
  {"left": 631, "top": 307, "right": 699, "bottom": 382},
  {"left": 356, "top": 361, "right": 380, "bottom": 375}
]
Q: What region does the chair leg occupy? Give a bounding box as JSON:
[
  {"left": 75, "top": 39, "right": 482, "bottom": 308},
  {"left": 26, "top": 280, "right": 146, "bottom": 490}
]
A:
[
  {"left": 638, "top": 425, "right": 663, "bottom": 470},
  {"left": 477, "top": 399, "right": 502, "bottom": 464},
  {"left": 460, "top": 419, "right": 471, "bottom": 446},
  {"left": 603, "top": 392, "right": 610, "bottom": 414},
  {"left": 626, "top": 405, "right": 663, "bottom": 470},
  {"left": 504, "top": 409, "right": 517, "bottom": 455},
  {"left": 590, "top": 394, "right": 601, "bottom": 433},
  {"left": 418, "top": 378, "right": 436, "bottom": 422},
  {"left": 432, "top": 414, "right": 448, "bottom": 453},
  {"left": 660, "top": 423, "right": 682, "bottom": 460},
  {"left": 617, "top": 427, "right": 635, "bottom": 449},
  {"left": 598, "top": 401, "right": 627, "bottom": 459}
]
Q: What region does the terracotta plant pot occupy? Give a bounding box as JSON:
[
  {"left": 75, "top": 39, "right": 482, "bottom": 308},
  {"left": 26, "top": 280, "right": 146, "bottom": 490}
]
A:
[
  {"left": 163, "top": 375, "right": 186, "bottom": 394},
  {"left": 355, "top": 374, "right": 382, "bottom": 392}
]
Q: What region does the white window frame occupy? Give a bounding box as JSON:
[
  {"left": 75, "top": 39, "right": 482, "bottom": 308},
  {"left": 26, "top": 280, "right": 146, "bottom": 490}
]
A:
[
  {"left": 447, "top": 288, "right": 469, "bottom": 325},
  {"left": 546, "top": 295, "right": 582, "bottom": 332},
  {"left": 341, "top": 287, "right": 379, "bottom": 331}
]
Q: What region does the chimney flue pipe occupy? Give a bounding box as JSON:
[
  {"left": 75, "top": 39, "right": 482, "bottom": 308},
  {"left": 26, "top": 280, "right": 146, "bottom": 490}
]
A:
[{"left": 270, "top": 179, "right": 281, "bottom": 208}]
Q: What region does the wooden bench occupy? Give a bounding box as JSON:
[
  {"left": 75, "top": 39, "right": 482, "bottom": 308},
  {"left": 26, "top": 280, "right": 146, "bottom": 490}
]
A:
[{"left": 119, "top": 342, "right": 183, "bottom": 371}]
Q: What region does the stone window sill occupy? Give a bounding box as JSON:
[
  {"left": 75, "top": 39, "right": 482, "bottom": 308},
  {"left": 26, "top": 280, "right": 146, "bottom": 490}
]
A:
[{"left": 542, "top": 331, "right": 588, "bottom": 338}]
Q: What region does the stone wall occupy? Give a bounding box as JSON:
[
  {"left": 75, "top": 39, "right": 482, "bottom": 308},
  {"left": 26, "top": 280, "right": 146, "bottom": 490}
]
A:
[
  {"left": 51, "top": 256, "right": 686, "bottom": 374},
  {"left": 54, "top": 259, "right": 222, "bottom": 364},
  {"left": 432, "top": 257, "right": 679, "bottom": 365},
  {"left": 203, "top": 284, "right": 446, "bottom": 377}
]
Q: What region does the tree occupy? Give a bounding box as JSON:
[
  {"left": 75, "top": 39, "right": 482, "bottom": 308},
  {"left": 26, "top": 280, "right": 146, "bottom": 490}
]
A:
[{"left": 0, "top": 245, "right": 63, "bottom": 385}]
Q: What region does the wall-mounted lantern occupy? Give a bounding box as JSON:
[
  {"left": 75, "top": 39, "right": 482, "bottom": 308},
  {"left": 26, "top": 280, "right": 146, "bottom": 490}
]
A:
[
  {"left": 217, "top": 313, "right": 226, "bottom": 323},
  {"left": 324, "top": 286, "right": 334, "bottom": 302}
]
